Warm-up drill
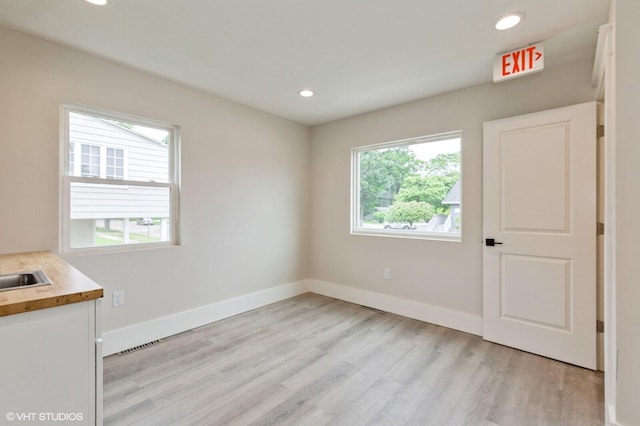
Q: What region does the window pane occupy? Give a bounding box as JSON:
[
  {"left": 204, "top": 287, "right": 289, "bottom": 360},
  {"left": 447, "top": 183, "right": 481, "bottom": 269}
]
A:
[
  {"left": 69, "top": 182, "right": 171, "bottom": 248},
  {"left": 79, "top": 144, "right": 101, "bottom": 177},
  {"left": 68, "top": 112, "right": 170, "bottom": 183},
  {"left": 354, "top": 134, "right": 461, "bottom": 238},
  {"left": 106, "top": 147, "right": 124, "bottom": 179}
]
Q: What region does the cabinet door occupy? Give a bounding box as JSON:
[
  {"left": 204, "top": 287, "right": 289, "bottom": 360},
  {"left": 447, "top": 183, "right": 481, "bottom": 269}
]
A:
[{"left": 0, "top": 301, "right": 96, "bottom": 425}]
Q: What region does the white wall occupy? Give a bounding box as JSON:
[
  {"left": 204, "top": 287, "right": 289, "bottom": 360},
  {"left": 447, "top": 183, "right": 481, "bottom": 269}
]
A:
[
  {"left": 310, "top": 59, "right": 598, "bottom": 324},
  {"left": 613, "top": 1, "right": 640, "bottom": 424},
  {"left": 0, "top": 25, "right": 310, "bottom": 333}
]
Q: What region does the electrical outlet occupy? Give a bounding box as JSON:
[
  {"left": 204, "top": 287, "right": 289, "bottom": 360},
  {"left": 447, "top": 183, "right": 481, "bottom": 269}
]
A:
[
  {"left": 112, "top": 290, "right": 125, "bottom": 307},
  {"left": 384, "top": 268, "right": 391, "bottom": 280}
]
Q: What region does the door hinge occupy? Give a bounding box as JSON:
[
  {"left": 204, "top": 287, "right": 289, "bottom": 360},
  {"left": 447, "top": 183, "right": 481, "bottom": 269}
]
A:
[
  {"left": 597, "top": 320, "right": 604, "bottom": 333},
  {"left": 597, "top": 125, "right": 605, "bottom": 138},
  {"left": 597, "top": 222, "right": 605, "bottom": 235}
]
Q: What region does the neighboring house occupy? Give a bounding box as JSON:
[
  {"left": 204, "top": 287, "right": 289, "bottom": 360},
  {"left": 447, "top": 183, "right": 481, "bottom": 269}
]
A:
[
  {"left": 425, "top": 213, "right": 447, "bottom": 232},
  {"left": 68, "top": 113, "right": 170, "bottom": 246},
  {"left": 441, "top": 180, "right": 461, "bottom": 232}
]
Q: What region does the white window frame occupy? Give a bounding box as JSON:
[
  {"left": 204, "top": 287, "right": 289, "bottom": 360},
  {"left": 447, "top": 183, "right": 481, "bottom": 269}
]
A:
[
  {"left": 351, "top": 131, "right": 462, "bottom": 242},
  {"left": 60, "top": 104, "right": 180, "bottom": 254}
]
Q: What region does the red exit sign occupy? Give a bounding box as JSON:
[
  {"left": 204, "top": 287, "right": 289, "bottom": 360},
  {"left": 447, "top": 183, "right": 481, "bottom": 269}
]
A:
[{"left": 493, "top": 43, "right": 544, "bottom": 82}]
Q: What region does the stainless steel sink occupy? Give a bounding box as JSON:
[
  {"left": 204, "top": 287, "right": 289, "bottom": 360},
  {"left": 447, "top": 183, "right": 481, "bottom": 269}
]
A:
[{"left": 0, "top": 270, "right": 52, "bottom": 291}]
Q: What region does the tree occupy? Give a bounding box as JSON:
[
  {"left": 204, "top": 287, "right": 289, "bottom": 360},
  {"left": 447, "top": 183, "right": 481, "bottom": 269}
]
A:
[
  {"left": 423, "top": 152, "right": 460, "bottom": 176},
  {"left": 105, "top": 119, "right": 134, "bottom": 130},
  {"left": 396, "top": 175, "right": 457, "bottom": 213},
  {"left": 378, "top": 147, "right": 423, "bottom": 195},
  {"left": 395, "top": 152, "right": 460, "bottom": 213},
  {"left": 359, "top": 150, "right": 391, "bottom": 219},
  {"left": 359, "top": 147, "right": 422, "bottom": 218},
  {"left": 385, "top": 201, "right": 434, "bottom": 226}
]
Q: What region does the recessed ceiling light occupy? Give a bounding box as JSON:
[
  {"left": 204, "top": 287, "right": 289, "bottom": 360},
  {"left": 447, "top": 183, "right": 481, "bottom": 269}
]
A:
[
  {"left": 86, "top": 0, "right": 107, "bottom": 5},
  {"left": 298, "top": 89, "right": 314, "bottom": 98},
  {"left": 495, "top": 12, "right": 525, "bottom": 30}
]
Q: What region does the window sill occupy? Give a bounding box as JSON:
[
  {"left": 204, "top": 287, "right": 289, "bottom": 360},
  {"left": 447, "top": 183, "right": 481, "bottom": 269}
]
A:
[
  {"left": 61, "top": 241, "right": 180, "bottom": 257},
  {"left": 351, "top": 228, "right": 461, "bottom": 242}
]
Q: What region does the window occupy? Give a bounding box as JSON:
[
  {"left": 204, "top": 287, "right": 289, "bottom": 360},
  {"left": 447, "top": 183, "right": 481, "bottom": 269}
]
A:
[
  {"left": 61, "top": 105, "right": 180, "bottom": 252},
  {"left": 106, "top": 147, "right": 124, "bottom": 180},
  {"left": 80, "top": 144, "right": 101, "bottom": 177},
  {"left": 69, "top": 143, "right": 126, "bottom": 180},
  {"left": 351, "top": 131, "right": 462, "bottom": 240}
]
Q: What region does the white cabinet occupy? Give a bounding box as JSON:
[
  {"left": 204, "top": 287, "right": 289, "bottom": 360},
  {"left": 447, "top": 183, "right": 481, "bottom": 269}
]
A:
[{"left": 0, "top": 300, "right": 102, "bottom": 425}]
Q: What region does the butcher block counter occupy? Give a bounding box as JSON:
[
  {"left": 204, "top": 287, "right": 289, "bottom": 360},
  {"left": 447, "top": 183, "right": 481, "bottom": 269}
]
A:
[{"left": 0, "top": 251, "right": 103, "bottom": 317}]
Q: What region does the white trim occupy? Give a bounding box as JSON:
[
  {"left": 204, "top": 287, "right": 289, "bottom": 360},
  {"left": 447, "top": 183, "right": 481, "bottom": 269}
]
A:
[
  {"left": 606, "top": 403, "right": 629, "bottom": 426},
  {"left": 102, "top": 280, "right": 309, "bottom": 356},
  {"left": 607, "top": 403, "right": 619, "bottom": 426},
  {"left": 94, "top": 299, "right": 103, "bottom": 424},
  {"left": 102, "top": 279, "right": 482, "bottom": 357},
  {"left": 60, "top": 103, "right": 181, "bottom": 254},
  {"left": 350, "top": 131, "right": 463, "bottom": 242},
  {"left": 601, "top": 17, "right": 617, "bottom": 423},
  {"left": 307, "top": 279, "right": 483, "bottom": 336},
  {"left": 592, "top": 23, "right": 613, "bottom": 92},
  {"left": 351, "top": 228, "right": 462, "bottom": 242}
]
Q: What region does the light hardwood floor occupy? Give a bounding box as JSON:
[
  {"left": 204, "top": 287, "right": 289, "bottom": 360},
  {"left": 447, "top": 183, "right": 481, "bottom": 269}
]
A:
[{"left": 104, "top": 293, "right": 604, "bottom": 425}]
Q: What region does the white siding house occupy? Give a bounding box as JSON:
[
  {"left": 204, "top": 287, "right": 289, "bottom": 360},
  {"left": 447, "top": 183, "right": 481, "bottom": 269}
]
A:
[
  {"left": 68, "top": 112, "right": 170, "bottom": 247},
  {"left": 441, "top": 180, "right": 460, "bottom": 232}
]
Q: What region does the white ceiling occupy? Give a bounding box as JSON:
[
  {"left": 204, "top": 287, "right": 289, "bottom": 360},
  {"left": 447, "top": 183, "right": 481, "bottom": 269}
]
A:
[{"left": 0, "top": 0, "right": 610, "bottom": 125}]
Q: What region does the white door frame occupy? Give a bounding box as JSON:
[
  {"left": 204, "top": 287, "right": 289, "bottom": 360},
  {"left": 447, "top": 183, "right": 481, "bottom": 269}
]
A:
[{"left": 594, "top": 22, "right": 617, "bottom": 424}]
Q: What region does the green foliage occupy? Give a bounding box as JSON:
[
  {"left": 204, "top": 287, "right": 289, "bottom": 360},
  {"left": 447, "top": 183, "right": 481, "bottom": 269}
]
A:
[
  {"left": 372, "top": 211, "right": 386, "bottom": 223},
  {"left": 384, "top": 201, "right": 434, "bottom": 226},
  {"left": 394, "top": 152, "right": 460, "bottom": 213},
  {"left": 396, "top": 174, "right": 458, "bottom": 213},
  {"left": 359, "top": 146, "right": 422, "bottom": 218},
  {"left": 423, "top": 152, "right": 460, "bottom": 176},
  {"left": 105, "top": 119, "right": 134, "bottom": 130},
  {"left": 359, "top": 146, "right": 460, "bottom": 222}
]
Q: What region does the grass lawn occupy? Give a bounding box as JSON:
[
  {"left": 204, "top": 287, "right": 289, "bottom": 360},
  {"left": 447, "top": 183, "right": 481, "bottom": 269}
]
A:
[
  {"left": 130, "top": 233, "right": 161, "bottom": 243},
  {"left": 95, "top": 236, "right": 122, "bottom": 246},
  {"left": 95, "top": 228, "right": 160, "bottom": 246}
]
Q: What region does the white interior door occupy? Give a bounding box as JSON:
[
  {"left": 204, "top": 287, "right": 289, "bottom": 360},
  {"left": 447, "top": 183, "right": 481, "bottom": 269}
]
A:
[{"left": 483, "top": 102, "right": 596, "bottom": 369}]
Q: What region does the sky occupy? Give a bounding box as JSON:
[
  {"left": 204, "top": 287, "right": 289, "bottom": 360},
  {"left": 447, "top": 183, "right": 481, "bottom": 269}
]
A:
[
  {"left": 132, "top": 125, "right": 168, "bottom": 142},
  {"left": 409, "top": 137, "right": 461, "bottom": 161}
]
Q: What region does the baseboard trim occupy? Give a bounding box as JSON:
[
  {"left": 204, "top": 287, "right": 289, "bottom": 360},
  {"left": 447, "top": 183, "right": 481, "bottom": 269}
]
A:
[
  {"left": 103, "top": 279, "right": 483, "bottom": 356},
  {"left": 607, "top": 403, "right": 623, "bottom": 426},
  {"left": 307, "top": 279, "right": 483, "bottom": 336},
  {"left": 102, "top": 280, "right": 309, "bottom": 356}
]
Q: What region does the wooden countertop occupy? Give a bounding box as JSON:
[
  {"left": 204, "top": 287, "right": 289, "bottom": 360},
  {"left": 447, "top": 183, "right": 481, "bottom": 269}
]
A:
[{"left": 0, "top": 251, "right": 103, "bottom": 317}]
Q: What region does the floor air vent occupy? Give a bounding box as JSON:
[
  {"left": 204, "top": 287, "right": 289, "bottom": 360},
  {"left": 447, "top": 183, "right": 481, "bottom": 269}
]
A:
[
  {"left": 360, "top": 305, "right": 386, "bottom": 314},
  {"left": 117, "top": 340, "right": 161, "bottom": 355}
]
